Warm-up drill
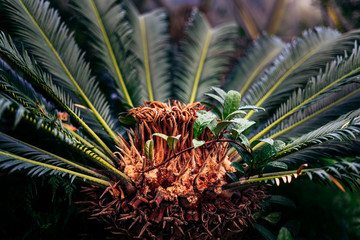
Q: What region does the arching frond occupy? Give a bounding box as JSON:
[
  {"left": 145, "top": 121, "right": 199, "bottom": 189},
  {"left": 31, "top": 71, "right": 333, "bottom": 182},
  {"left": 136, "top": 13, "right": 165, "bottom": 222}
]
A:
[
  {"left": 224, "top": 35, "right": 285, "bottom": 94},
  {"left": 0, "top": 150, "right": 110, "bottom": 187},
  {"left": 0, "top": 132, "right": 108, "bottom": 180},
  {"left": 283, "top": 109, "right": 360, "bottom": 151},
  {"left": 2, "top": 0, "right": 120, "bottom": 145},
  {"left": 0, "top": 96, "right": 131, "bottom": 185},
  {"left": 249, "top": 44, "right": 360, "bottom": 142},
  {"left": 71, "top": 0, "right": 143, "bottom": 107},
  {"left": 242, "top": 27, "right": 360, "bottom": 120},
  {"left": 124, "top": 1, "right": 171, "bottom": 102},
  {"left": 0, "top": 31, "right": 115, "bottom": 158},
  {"left": 174, "top": 10, "right": 239, "bottom": 103},
  {"left": 224, "top": 160, "right": 360, "bottom": 192}
]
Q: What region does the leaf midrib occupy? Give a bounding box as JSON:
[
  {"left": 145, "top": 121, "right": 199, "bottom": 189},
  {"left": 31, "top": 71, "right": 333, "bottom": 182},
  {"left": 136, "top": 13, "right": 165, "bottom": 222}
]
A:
[
  {"left": 244, "top": 40, "right": 332, "bottom": 119},
  {"left": 249, "top": 65, "right": 360, "bottom": 143},
  {"left": 20, "top": 0, "right": 118, "bottom": 147},
  {"left": 89, "top": 0, "right": 133, "bottom": 107},
  {"left": 139, "top": 16, "right": 153, "bottom": 101},
  {"left": 189, "top": 30, "right": 213, "bottom": 103}
]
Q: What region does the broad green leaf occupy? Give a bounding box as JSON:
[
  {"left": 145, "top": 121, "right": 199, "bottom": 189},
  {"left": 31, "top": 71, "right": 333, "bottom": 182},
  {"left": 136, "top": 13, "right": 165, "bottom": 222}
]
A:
[
  {"left": 145, "top": 140, "right": 154, "bottom": 160},
  {"left": 192, "top": 139, "right": 205, "bottom": 149},
  {"left": 229, "top": 141, "right": 253, "bottom": 166},
  {"left": 251, "top": 138, "right": 274, "bottom": 148},
  {"left": 153, "top": 133, "right": 168, "bottom": 141},
  {"left": 225, "top": 110, "right": 247, "bottom": 120},
  {"left": 267, "top": 195, "right": 296, "bottom": 208},
  {"left": 230, "top": 119, "right": 256, "bottom": 139},
  {"left": 167, "top": 135, "right": 181, "bottom": 151},
  {"left": 153, "top": 133, "right": 181, "bottom": 151},
  {"left": 266, "top": 161, "right": 288, "bottom": 170},
  {"left": 193, "top": 110, "right": 217, "bottom": 139},
  {"left": 255, "top": 140, "right": 285, "bottom": 163},
  {"left": 238, "top": 105, "right": 265, "bottom": 112},
  {"left": 277, "top": 227, "right": 293, "bottom": 240},
  {"left": 223, "top": 90, "right": 241, "bottom": 119},
  {"left": 231, "top": 162, "right": 245, "bottom": 174},
  {"left": 263, "top": 212, "right": 282, "bottom": 224}
]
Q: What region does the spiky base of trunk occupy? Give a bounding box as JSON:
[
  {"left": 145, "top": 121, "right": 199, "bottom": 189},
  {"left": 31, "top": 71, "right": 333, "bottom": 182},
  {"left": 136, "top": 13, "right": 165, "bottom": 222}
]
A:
[{"left": 80, "top": 185, "right": 267, "bottom": 239}]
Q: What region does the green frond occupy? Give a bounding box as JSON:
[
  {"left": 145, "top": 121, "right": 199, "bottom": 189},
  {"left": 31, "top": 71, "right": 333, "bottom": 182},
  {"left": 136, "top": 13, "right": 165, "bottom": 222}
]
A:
[
  {"left": 0, "top": 132, "right": 108, "bottom": 180},
  {"left": 2, "top": 0, "right": 120, "bottom": 145},
  {"left": 0, "top": 150, "right": 110, "bottom": 187},
  {"left": 0, "top": 96, "right": 131, "bottom": 184},
  {"left": 250, "top": 44, "right": 360, "bottom": 142},
  {"left": 242, "top": 27, "right": 360, "bottom": 120},
  {"left": 0, "top": 31, "right": 115, "bottom": 157},
  {"left": 263, "top": 83, "right": 360, "bottom": 142},
  {"left": 224, "top": 35, "right": 285, "bottom": 94},
  {"left": 223, "top": 160, "right": 360, "bottom": 192},
  {"left": 174, "top": 10, "right": 239, "bottom": 103},
  {"left": 283, "top": 109, "right": 360, "bottom": 151},
  {"left": 0, "top": 62, "right": 46, "bottom": 116},
  {"left": 71, "top": 0, "right": 143, "bottom": 107},
  {"left": 124, "top": 1, "right": 171, "bottom": 102}
]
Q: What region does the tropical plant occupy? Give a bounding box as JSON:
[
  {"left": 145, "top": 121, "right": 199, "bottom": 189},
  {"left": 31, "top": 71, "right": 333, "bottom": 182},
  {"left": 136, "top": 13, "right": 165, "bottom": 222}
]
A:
[{"left": 1, "top": 0, "right": 360, "bottom": 239}]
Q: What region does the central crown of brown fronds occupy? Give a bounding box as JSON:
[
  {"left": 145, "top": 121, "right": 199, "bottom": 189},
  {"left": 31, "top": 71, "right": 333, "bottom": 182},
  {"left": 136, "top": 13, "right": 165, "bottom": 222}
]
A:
[{"left": 81, "top": 101, "right": 266, "bottom": 239}]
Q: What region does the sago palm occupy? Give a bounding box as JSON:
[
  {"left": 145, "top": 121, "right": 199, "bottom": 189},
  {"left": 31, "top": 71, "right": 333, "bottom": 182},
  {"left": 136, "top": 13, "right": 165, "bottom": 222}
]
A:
[{"left": 1, "top": 0, "right": 360, "bottom": 239}]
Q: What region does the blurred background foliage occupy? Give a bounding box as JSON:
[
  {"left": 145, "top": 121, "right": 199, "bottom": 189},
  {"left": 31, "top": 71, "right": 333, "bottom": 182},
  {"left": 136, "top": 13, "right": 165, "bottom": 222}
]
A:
[{"left": 1, "top": 0, "right": 360, "bottom": 239}]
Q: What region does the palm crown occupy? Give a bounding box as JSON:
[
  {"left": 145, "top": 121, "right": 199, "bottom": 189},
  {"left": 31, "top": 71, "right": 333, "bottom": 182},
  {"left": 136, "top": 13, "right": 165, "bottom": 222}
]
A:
[{"left": 1, "top": 0, "right": 360, "bottom": 238}]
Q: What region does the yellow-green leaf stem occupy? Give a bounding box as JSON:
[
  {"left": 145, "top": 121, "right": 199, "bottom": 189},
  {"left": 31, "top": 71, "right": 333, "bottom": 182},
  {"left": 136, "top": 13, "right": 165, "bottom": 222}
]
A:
[
  {"left": 0, "top": 44, "right": 115, "bottom": 158},
  {"left": 249, "top": 66, "right": 360, "bottom": 144},
  {"left": 4, "top": 104, "right": 131, "bottom": 185},
  {"left": 139, "top": 16, "right": 153, "bottom": 101},
  {"left": 189, "top": 30, "right": 213, "bottom": 103},
  {"left": 0, "top": 150, "right": 110, "bottom": 187},
  {"left": 245, "top": 45, "right": 329, "bottom": 120},
  {"left": 20, "top": 0, "right": 119, "bottom": 147},
  {"left": 0, "top": 132, "right": 109, "bottom": 180},
  {"left": 89, "top": 0, "right": 133, "bottom": 107},
  {"left": 239, "top": 48, "right": 283, "bottom": 95},
  {"left": 252, "top": 88, "right": 360, "bottom": 150}
]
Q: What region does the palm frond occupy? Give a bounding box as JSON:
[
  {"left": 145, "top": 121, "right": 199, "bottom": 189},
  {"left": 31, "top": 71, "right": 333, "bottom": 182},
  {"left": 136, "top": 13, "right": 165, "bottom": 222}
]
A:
[
  {"left": 0, "top": 31, "right": 115, "bottom": 157},
  {"left": 71, "top": 0, "right": 143, "bottom": 107},
  {"left": 174, "top": 10, "right": 239, "bottom": 103},
  {"left": 124, "top": 1, "right": 171, "bottom": 102},
  {"left": 249, "top": 44, "right": 360, "bottom": 142},
  {"left": 283, "top": 109, "right": 360, "bottom": 151},
  {"left": 263, "top": 83, "right": 360, "bottom": 141},
  {"left": 224, "top": 35, "right": 285, "bottom": 94},
  {"left": 223, "top": 160, "right": 360, "bottom": 192},
  {"left": 0, "top": 131, "right": 108, "bottom": 180},
  {"left": 0, "top": 96, "right": 131, "bottom": 184},
  {"left": 0, "top": 150, "right": 110, "bottom": 187},
  {"left": 242, "top": 27, "right": 360, "bottom": 120},
  {"left": 2, "top": 0, "right": 120, "bottom": 144}
]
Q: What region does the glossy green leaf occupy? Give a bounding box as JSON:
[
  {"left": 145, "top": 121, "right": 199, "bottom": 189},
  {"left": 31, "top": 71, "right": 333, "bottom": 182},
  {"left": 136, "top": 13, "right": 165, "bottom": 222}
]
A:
[
  {"left": 266, "top": 161, "right": 288, "bottom": 170},
  {"left": 263, "top": 212, "right": 282, "bottom": 224},
  {"left": 277, "top": 227, "right": 293, "bottom": 240},
  {"left": 192, "top": 139, "right": 205, "bottom": 149},
  {"left": 231, "top": 162, "right": 245, "bottom": 174},
  {"left": 145, "top": 140, "right": 154, "bottom": 160},
  {"left": 223, "top": 90, "right": 241, "bottom": 119},
  {"left": 167, "top": 135, "right": 181, "bottom": 151},
  {"left": 225, "top": 110, "right": 247, "bottom": 120},
  {"left": 193, "top": 110, "right": 217, "bottom": 138},
  {"left": 230, "top": 119, "right": 256, "bottom": 139}
]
